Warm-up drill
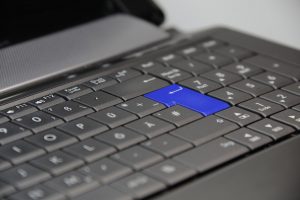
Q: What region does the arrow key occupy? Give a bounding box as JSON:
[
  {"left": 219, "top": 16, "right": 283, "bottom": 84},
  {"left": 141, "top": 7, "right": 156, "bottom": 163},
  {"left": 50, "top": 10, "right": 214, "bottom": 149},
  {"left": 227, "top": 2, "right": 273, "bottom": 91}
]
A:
[
  {"left": 271, "top": 109, "right": 300, "bottom": 130},
  {"left": 225, "top": 128, "right": 272, "bottom": 150}
]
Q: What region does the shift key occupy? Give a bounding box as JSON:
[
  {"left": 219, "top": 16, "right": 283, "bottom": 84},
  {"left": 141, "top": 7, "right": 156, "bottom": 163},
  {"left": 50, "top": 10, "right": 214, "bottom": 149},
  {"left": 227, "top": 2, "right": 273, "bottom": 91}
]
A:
[
  {"left": 171, "top": 116, "right": 239, "bottom": 146},
  {"left": 103, "top": 75, "right": 169, "bottom": 100},
  {"left": 174, "top": 137, "right": 248, "bottom": 172}
]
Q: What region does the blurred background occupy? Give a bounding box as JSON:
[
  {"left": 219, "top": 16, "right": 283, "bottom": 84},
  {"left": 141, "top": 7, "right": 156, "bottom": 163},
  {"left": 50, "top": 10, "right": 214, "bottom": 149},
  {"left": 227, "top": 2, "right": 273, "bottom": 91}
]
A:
[{"left": 155, "top": 0, "right": 300, "bottom": 50}]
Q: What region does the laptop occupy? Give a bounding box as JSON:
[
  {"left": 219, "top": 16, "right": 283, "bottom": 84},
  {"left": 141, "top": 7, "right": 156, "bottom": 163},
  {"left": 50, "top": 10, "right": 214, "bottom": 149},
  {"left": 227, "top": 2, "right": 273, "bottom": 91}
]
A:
[{"left": 1, "top": 1, "right": 300, "bottom": 200}]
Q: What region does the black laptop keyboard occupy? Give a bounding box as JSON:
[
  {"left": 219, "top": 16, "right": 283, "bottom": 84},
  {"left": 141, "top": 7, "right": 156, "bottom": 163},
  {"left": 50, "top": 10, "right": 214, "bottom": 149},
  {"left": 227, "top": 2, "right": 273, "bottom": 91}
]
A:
[{"left": 1, "top": 38, "right": 300, "bottom": 200}]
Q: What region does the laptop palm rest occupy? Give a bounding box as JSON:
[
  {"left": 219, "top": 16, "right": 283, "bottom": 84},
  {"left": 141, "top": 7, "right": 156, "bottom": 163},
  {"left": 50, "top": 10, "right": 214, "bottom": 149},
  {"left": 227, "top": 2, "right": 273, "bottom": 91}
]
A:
[{"left": 0, "top": 14, "right": 169, "bottom": 96}]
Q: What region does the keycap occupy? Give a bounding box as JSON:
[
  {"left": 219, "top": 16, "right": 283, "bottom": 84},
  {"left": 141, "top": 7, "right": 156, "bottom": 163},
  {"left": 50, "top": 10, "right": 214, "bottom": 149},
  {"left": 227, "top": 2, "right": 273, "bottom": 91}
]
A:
[
  {"left": 57, "top": 117, "right": 108, "bottom": 140},
  {"left": 29, "top": 94, "right": 65, "bottom": 110},
  {"left": 74, "top": 91, "right": 122, "bottom": 111},
  {"left": 144, "top": 159, "right": 196, "bottom": 185},
  {"left": 111, "top": 146, "right": 163, "bottom": 170},
  {"left": 157, "top": 53, "right": 182, "bottom": 65},
  {"left": 79, "top": 158, "right": 132, "bottom": 184},
  {"left": 14, "top": 111, "right": 63, "bottom": 133},
  {"left": 230, "top": 79, "right": 273, "bottom": 97},
  {"left": 0, "top": 158, "right": 11, "bottom": 171},
  {"left": 222, "top": 62, "right": 263, "bottom": 78},
  {"left": 214, "top": 45, "right": 252, "bottom": 60},
  {"left": 0, "top": 140, "right": 45, "bottom": 164},
  {"left": 46, "top": 101, "right": 93, "bottom": 121},
  {"left": 44, "top": 171, "right": 99, "bottom": 198},
  {"left": 245, "top": 55, "right": 300, "bottom": 80},
  {"left": 148, "top": 67, "right": 192, "bottom": 83},
  {"left": 171, "top": 116, "right": 239, "bottom": 145},
  {"left": 261, "top": 90, "right": 300, "bottom": 108},
  {"left": 0, "top": 122, "right": 31, "bottom": 145},
  {"left": 170, "top": 59, "right": 213, "bottom": 75},
  {"left": 0, "top": 115, "right": 8, "bottom": 124},
  {"left": 88, "top": 107, "right": 137, "bottom": 128},
  {"left": 64, "top": 139, "right": 116, "bottom": 163},
  {"left": 154, "top": 105, "right": 202, "bottom": 127},
  {"left": 216, "top": 107, "right": 261, "bottom": 126},
  {"left": 56, "top": 85, "right": 92, "bottom": 100},
  {"left": 248, "top": 119, "right": 295, "bottom": 140},
  {"left": 174, "top": 137, "right": 248, "bottom": 172},
  {"left": 293, "top": 104, "right": 300, "bottom": 112},
  {"left": 110, "top": 69, "right": 142, "bottom": 82},
  {"left": 225, "top": 128, "right": 272, "bottom": 150},
  {"left": 95, "top": 127, "right": 146, "bottom": 150},
  {"left": 193, "top": 52, "right": 233, "bottom": 68},
  {"left": 84, "top": 76, "right": 118, "bottom": 91},
  {"left": 117, "top": 96, "right": 165, "bottom": 117},
  {"left": 198, "top": 39, "right": 224, "bottom": 50},
  {"left": 251, "top": 72, "right": 293, "bottom": 89},
  {"left": 179, "top": 77, "right": 222, "bottom": 94},
  {"left": 208, "top": 87, "right": 252, "bottom": 105},
  {"left": 25, "top": 129, "right": 77, "bottom": 152},
  {"left": 8, "top": 185, "right": 64, "bottom": 200},
  {"left": 31, "top": 151, "right": 84, "bottom": 175},
  {"left": 133, "top": 61, "right": 164, "bottom": 74},
  {"left": 125, "top": 116, "right": 175, "bottom": 138},
  {"left": 239, "top": 98, "right": 284, "bottom": 117},
  {"left": 111, "top": 173, "right": 166, "bottom": 199},
  {"left": 72, "top": 186, "right": 131, "bottom": 200},
  {"left": 271, "top": 109, "right": 300, "bottom": 129},
  {"left": 202, "top": 70, "right": 243, "bottom": 86},
  {"left": 282, "top": 82, "right": 300, "bottom": 96},
  {"left": 103, "top": 75, "right": 169, "bottom": 100},
  {"left": 0, "top": 164, "right": 50, "bottom": 190},
  {"left": 177, "top": 46, "right": 202, "bottom": 57},
  {"left": 1, "top": 104, "right": 37, "bottom": 119},
  {"left": 142, "top": 134, "right": 192, "bottom": 157},
  {"left": 0, "top": 181, "right": 15, "bottom": 197},
  {"left": 144, "top": 84, "right": 229, "bottom": 116}
]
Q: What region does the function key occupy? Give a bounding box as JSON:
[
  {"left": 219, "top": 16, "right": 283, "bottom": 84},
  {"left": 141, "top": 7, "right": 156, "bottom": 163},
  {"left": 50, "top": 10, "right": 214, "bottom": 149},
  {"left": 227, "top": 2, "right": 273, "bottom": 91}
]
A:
[
  {"left": 197, "top": 39, "right": 224, "bottom": 50},
  {"left": 251, "top": 72, "right": 293, "bottom": 89},
  {"left": 110, "top": 69, "right": 142, "bottom": 82},
  {"left": 134, "top": 61, "right": 165, "bottom": 74},
  {"left": 239, "top": 98, "right": 284, "bottom": 117},
  {"left": 202, "top": 70, "right": 243, "bottom": 86},
  {"left": 14, "top": 111, "right": 63, "bottom": 133},
  {"left": 46, "top": 101, "right": 94, "bottom": 121},
  {"left": 245, "top": 55, "right": 300, "bottom": 80},
  {"left": 83, "top": 76, "right": 117, "bottom": 91},
  {"left": 222, "top": 62, "right": 263, "bottom": 78},
  {"left": 225, "top": 128, "right": 272, "bottom": 150},
  {"left": 148, "top": 67, "right": 192, "bottom": 83},
  {"left": 1, "top": 104, "right": 37, "bottom": 119},
  {"left": 230, "top": 79, "right": 273, "bottom": 97},
  {"left": 171, "top": 59, "right": 213, "bottom": 76},
  {"left": 57, "top": 85, "right": 93, "bottom": 100},
  {"left": 248, "top": 118, "right": 295, "bottom": 140},
  {"left": 271, "top": 109, "right": 300, "bottom": 129},
  {"left": 117, "top": 96, "right": 165, "bottom": 117},
  {"left": 29, "top": 94, "right": 65, "bottom": 110},
  {"left": 282, "top": 82, "right": 300, "bottom": 96},
  {"left": 214, "top": 45, "right": 252, "bottom": 60},
  {"left": 180, "top": 77, "right": 222, "bottom": 94},
  {"left": 261, "top": 90, "right": 300, "bottom": 108}
]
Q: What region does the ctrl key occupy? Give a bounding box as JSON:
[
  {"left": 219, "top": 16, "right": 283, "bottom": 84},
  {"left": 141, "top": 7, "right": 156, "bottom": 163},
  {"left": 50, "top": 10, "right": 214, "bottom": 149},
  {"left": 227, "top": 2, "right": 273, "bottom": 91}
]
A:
[{"left": 174, "top": 138, "right": 248, "bottom": 172}]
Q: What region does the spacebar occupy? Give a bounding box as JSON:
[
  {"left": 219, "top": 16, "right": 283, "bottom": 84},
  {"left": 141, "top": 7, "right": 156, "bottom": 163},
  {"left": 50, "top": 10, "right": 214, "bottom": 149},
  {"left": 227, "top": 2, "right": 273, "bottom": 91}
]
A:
[{"left": 103, "top": 75, "right": 169, "bottom": 100}]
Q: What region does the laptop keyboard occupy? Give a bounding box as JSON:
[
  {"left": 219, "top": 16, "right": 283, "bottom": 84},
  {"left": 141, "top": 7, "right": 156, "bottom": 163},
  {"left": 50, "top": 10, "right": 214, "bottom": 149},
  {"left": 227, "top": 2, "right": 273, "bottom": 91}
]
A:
[{"left": 0, "top": 38, "right": 300, "bottom": 200}]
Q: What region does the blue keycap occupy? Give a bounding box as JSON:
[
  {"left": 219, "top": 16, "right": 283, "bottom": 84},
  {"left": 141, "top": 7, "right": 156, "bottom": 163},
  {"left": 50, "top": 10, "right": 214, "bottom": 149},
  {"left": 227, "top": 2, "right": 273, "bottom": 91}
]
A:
[{"left": 144, "top": 84, "right": 229, "bottom": 116}]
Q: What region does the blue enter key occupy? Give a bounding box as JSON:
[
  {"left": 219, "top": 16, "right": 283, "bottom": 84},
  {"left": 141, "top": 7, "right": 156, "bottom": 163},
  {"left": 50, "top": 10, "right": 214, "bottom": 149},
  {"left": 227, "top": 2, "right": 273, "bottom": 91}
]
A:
[{"left": 144, "top": 84, "right": 229, "bottom": 116}]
